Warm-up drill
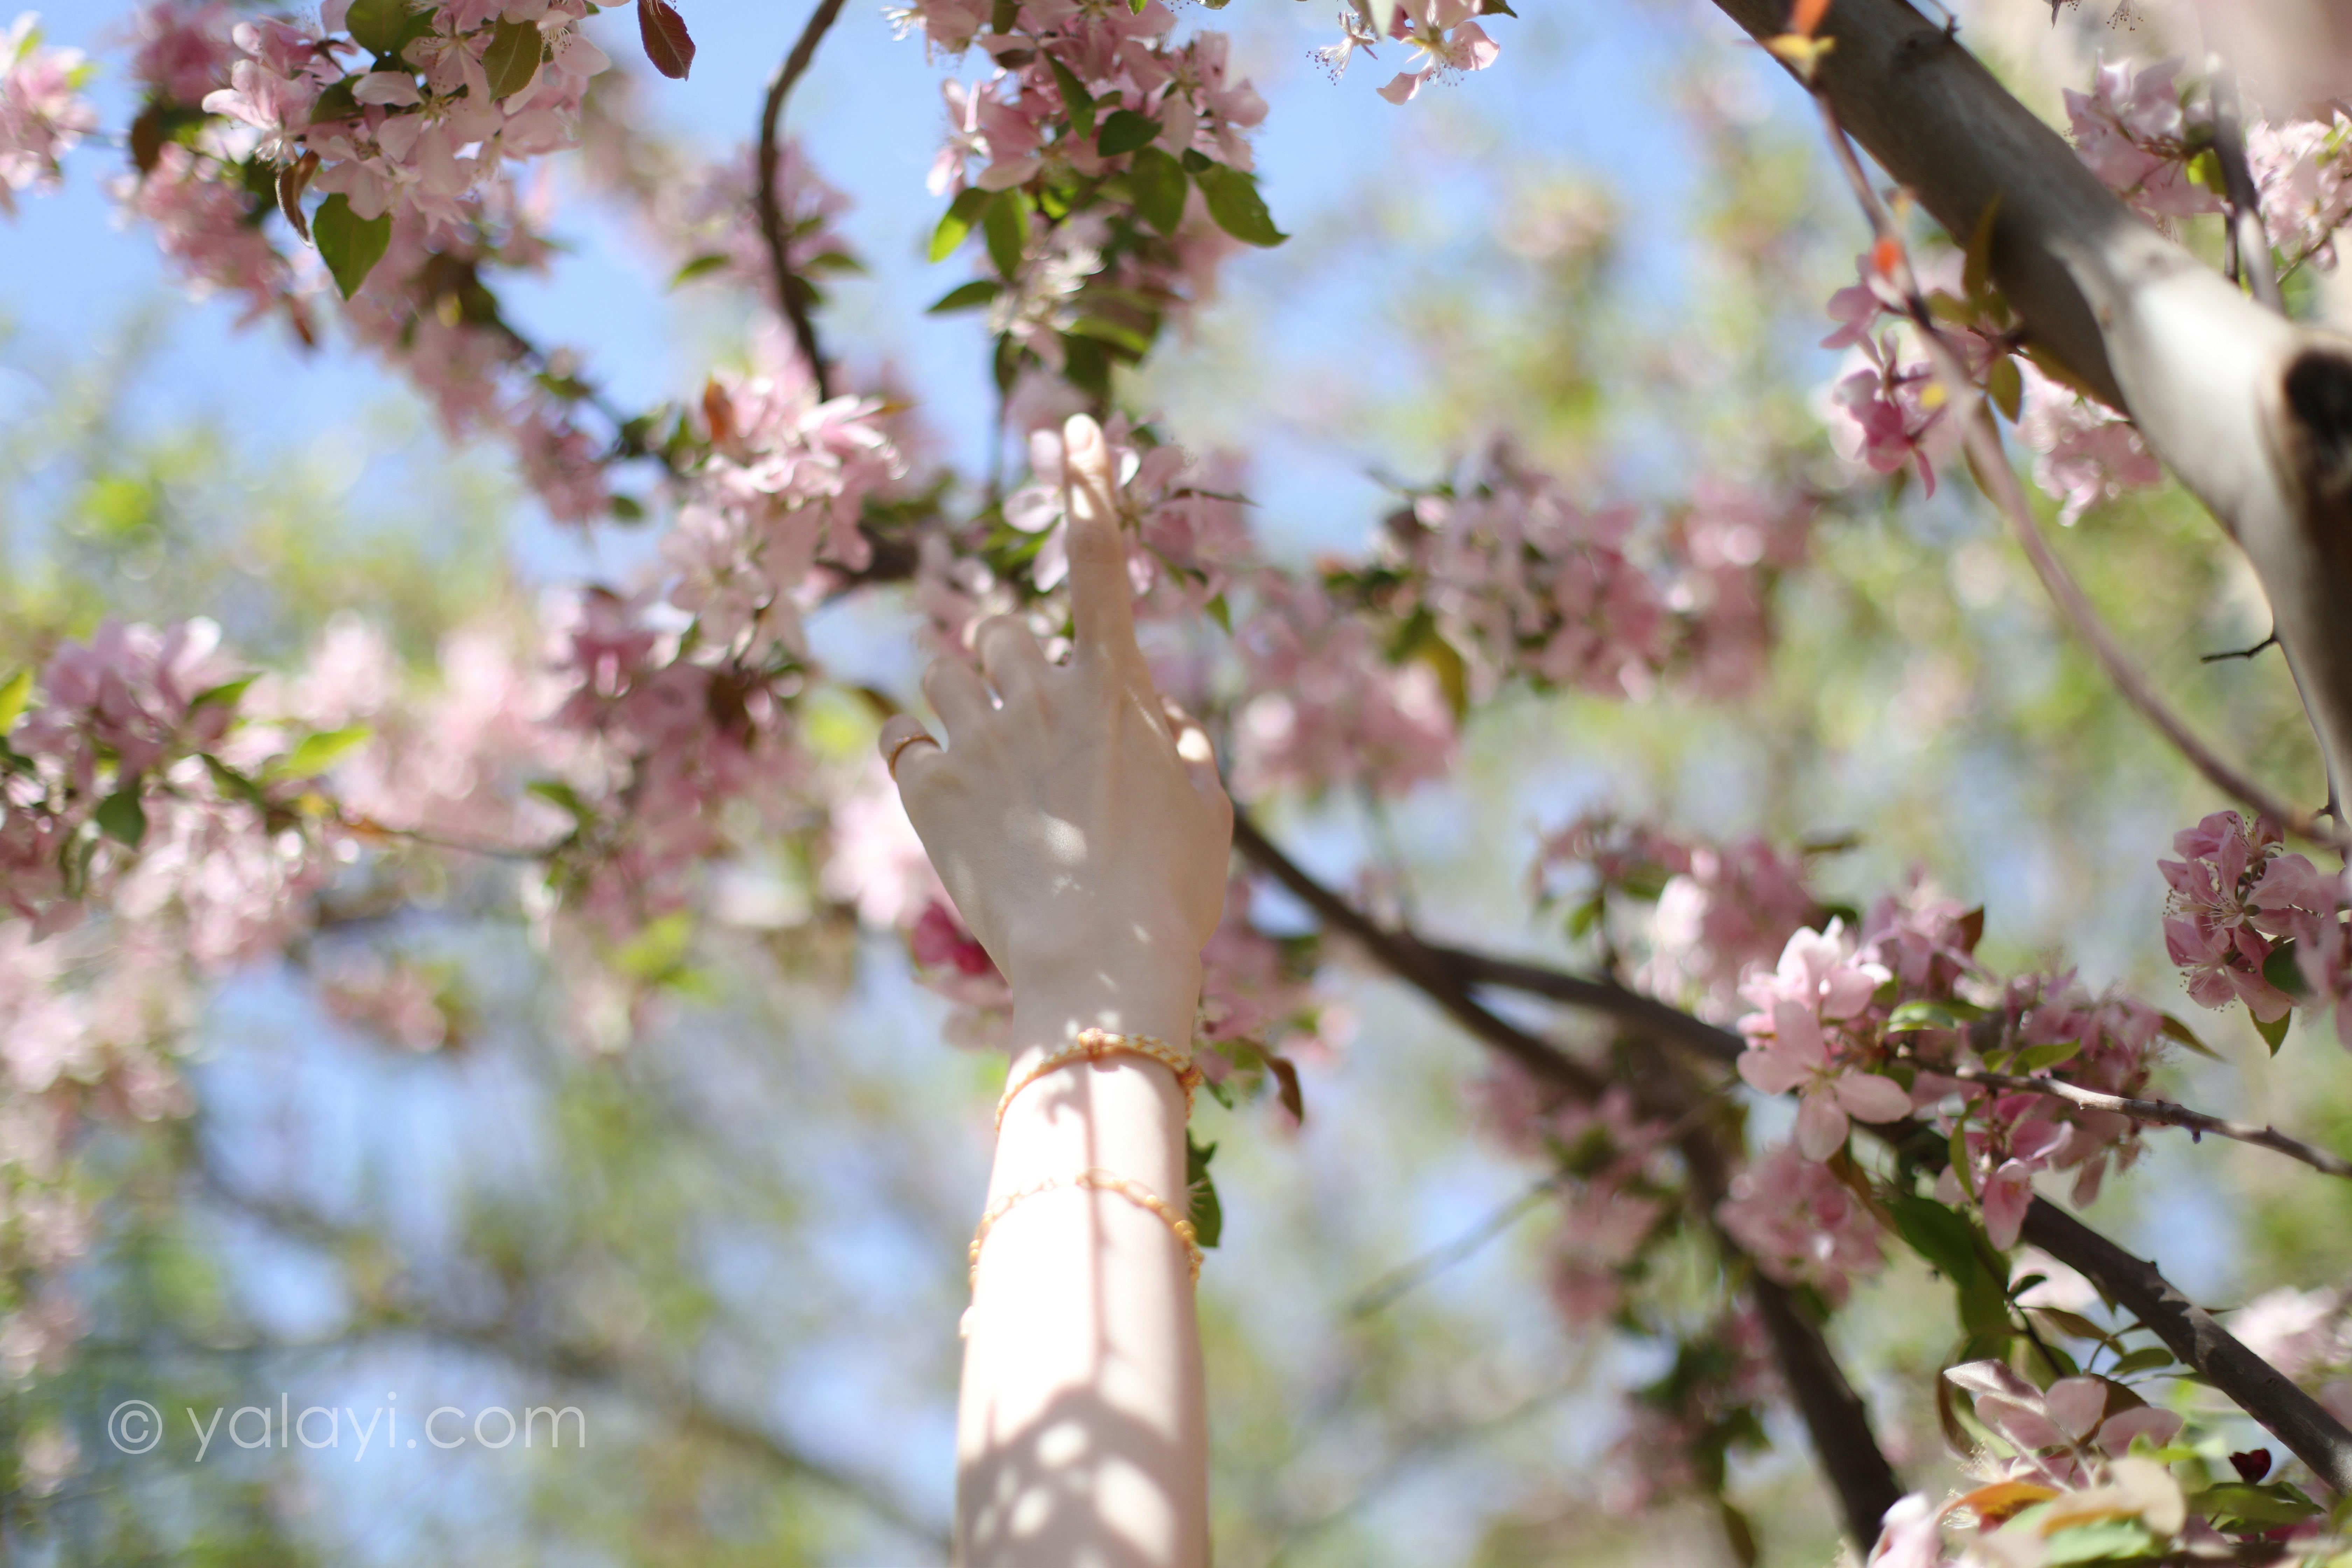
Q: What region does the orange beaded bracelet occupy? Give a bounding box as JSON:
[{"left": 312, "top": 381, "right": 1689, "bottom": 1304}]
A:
[
  {"left": 967, "top": 1169, "right": 1204, "bottom": 1292},
  {"left": 994, "top": 1027, "right": 1202, "bottom": 1132}
]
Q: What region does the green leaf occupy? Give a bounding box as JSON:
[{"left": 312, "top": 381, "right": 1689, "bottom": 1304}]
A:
[
  {"left": 1891, "top": 1192, "right": 2010, "bottom": 1338},
  {"left": 96, "top": 782, "right": 147, "bottom": 849},
  {"left": 1046, "top": 54, "right": 1094, "bottom": 138},
  {"left": 1887, "top": 998, "right": 1988, "bottom": 1031},
  {"left": 1948, "top": 1120, "right": 1978, "bottom": 1201},
  {"left": 614, "top": 910, "right": 695, "bottom": 983},
  {"left": 1718, "top": 1500, "right": 1758, "bottom": 1568},
  {"left": 2192, "top": 1482, "right": 2323, "bottom": 1530},
  {"left": 481, "top": 15, "right": 542, "bottom": 100},
  {"left": 1128, "top": 145, "right": 1188, "bottom": 235},
  {"left": 1186, "top": 1131, "right": 1222, "bottom": 1248},
  {"left": 929, "top": 188, "right": 996, "bottom": 263},
  {"left": 2039, "top": 1519, "right": 2156, "bottom": 1565},
  {"left": 1963, "top": 193, "right": 2004, "bottom": 303},
  {"left": 1988, "top": 355, "right": 2024, "bottom": 421},
  {"left": 189, "top": 674, "right": 259, "bottom": 712},
  {"left": 925, "top": 279, "right": 1002, "bottom": 314},
  {"left": 2014, "top": 1039, "right": 2082, "bottom": 1072},
  {"left": 2254, "top": 1005, "right": 2291, "bottom": 1056},
  {"left": 668, "top": 252, "right": 732, "bottom": 289},
  {"left": 2156, "top": 1011, "right": 2221, "bottom": 1059},
  {"left": 0, "top": 670, "right": 29, "bottom": 735},
  {"left": 1059, "top": 332, "right": 1110, "bottom": 399},
  {"left": 346, "top": 0, "right": 431, "bottom": 59},
  {"left": 202, "top": 754, "right": 269, "bottom": 809},
  {"left": 526, "top": 779, "right": 593, "bottom": 822},
  {"left": 1067, "top": 315, "right": 1154, "bottom": 356},
  {"left": 2030, "top": 1307, "right": 2115, "bottom": 1345},
  {"left": 1096, "top": 108, "right": 1160, "bottom": 156},
  {"left": 2105, "top": 1345, "right": 2174, "bottom": 1376},
  {"left": 312, "top": 194, "right": 393, "bottom": 300},
  {"left": 1194, "top": 163, "right": 1288, "bottom": 247},
  {"left": 983, "top": 189, "right": 1028, "bottom": 278},
  {"left": 1204, "top": 592, "right": 1232, "bottom": 635},
  {"left": 308, "top": 76, "right": 361, "bottom": 126},
  {"left": 2263, "top": 938, "right": 2310, "bottom": 999},
  {"left": 271, "top": 723, "right": 373, "bottom": 780}
]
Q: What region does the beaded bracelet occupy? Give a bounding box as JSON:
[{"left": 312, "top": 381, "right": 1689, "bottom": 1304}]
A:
[
  {"left": 967, "top": 1169, "right": 1204, "bottom": 1292},
  {"left": 994, "top": 1027, "right": 1202, "bottom": 1132}
]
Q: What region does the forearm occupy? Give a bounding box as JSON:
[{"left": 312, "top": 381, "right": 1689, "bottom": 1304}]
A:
[{"left": 954, "top": 956, "right": 1212, "bottom": 1568}]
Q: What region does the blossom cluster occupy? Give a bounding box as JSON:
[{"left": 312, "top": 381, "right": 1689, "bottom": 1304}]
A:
[
  {"left": 0, "top": 12, "right": 94, "bottom": 212},
  {"left": 1529, "top": 812, "right": 1820, "bottom": 1018},
  {"left": 2249, "top": 112, "right": 2352, "bottom": 270},
  {"left": 2065, "top": 55, "right": 2220, "bottom": 226},
  {"left": 2160, "top": 808, "right": 2352, "bottom": 1049},
  {"left": 1308, "top": 0, "right": 1504, "bottom": 106},
  {"left": 1376, "top": 447, "right": 1813, "bottom": 708},
  {"left": 665, "top": 345, "right": 910, "bottom": 664},
  {"left": 898, "top": 0, "right": 1279, "bottom": 398}
]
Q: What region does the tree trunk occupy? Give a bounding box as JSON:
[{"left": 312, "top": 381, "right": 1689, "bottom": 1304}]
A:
[{"left": 1711, "top": 0, "right": 2352, "bottom": 809}]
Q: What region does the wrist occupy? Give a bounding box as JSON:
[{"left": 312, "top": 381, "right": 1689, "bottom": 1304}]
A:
[{"left": 1005, "top": 919, "right": 1204, "bottom": 1062}]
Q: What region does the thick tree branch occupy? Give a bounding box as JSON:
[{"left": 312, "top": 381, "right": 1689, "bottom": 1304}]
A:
[
  {"left": 1230, "top": 811, "right": 2352, "bottom": 1498},
  {"left": 1710, "top": 0, "right": 2352, "bottom": 808},
  {"left": 1233, "top": 810, "right": 1905, "bottom": 1546},
  {"left": 757, "top": 0, "right": 848, "bottom": 400},
  {"left": 1954, "top": 1065, "right": 2352, "bottom": 1180},
  {"left": 2019, "top": 1200, "right": 2352, "bottom": 1494}
]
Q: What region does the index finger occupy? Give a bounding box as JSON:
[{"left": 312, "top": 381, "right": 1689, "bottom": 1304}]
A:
[{"left": 1061, "top": 414, "right": 1142, "bottom": 671}]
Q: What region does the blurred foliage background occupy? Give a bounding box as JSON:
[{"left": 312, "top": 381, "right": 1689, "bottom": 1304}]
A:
[{"left": 4, "top": 0, "right": 2350, "bottom": 1563}]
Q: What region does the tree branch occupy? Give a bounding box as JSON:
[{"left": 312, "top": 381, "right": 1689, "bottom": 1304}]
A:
[
  {"left": 1794, "top": 78, "right": 2342, "bottom": 847},
  {"left": 1229, "top": 810, "right": 2352, "bottom": 1498},
  {"left": 1233, "top": 809, "right": 1906, "bottom": 1547},
  {"left": 1709, "top": 0, "right": 2352, "bottom": 811},
  {"left": 757, "top": 0, "right": 849, "bottom": 401},
  {"left": 1954, "top": 1065, "right": 2352, "bottom": 1180},
  {"left": 2019, "top": 1199, "right": 2352, "bottom": 1494}
]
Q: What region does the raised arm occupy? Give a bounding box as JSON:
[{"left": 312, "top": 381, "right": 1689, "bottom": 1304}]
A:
[{"left": 881, "top": 415, "right": 1231, "bottom": 1568}]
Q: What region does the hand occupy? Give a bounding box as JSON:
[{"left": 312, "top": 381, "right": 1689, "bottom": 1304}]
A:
[{"left": 880, "top": 415, "right": 1233, "bottom": 1029}]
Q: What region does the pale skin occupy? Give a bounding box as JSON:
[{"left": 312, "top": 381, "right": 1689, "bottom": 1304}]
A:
[{"left": 880, "top": 414, "right": 1230, "bottom": 1568}]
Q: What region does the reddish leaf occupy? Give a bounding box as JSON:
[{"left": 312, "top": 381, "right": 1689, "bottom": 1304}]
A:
[
  {"left": 701, "top": 378, "right": 736, "bottom": 446},
  {"left": 1266, "top": 1055, "right": 1304, "bottom": 1125},
  {"left": 1790, "top": 0, "right": 1832, "bottom": 35},
  {"left": 1871, "top": 234, "right": 1903, "bottom": 278},
  {"left": 637, "top": 0, "right": 694, "bottom": 79}
]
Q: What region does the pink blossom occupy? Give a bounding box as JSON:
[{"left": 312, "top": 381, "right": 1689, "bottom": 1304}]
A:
[
  {"left": 113, "top": 144, "right": 301, "bottom": 324},
  {"left": 125, "top": 0, "right": 236, "bottom": 103},
  {"left": 1868, "top": 1494, "right": 1951, "bottom": 1568},
  {"left": 2248, "top": 113, "right": 2352, "bottom": 268},
  {"left": 2064, "top": 55, "right": 2221, "bottom": 225},
  {"left": 2230, "top": 1287, "right": 2351, "bottom": 1381},
  {"left": 1231, "top": 569, "right": 1457, "bottom": 798},
  {"left": 1716, "top": 1141, "right": 1884, "bottom": 1306},
  {"left": 1735, "top": 924, "right": 1906, "bottom": 1160},
  {"left": 2015, "top": 360, "right": 2163, "bottom": 525},
  {"left": 2160, "top": 809, "right": 2300, "bottom": 1024},
  {"left": 0, "top": 14, "right": 97, "bottom": 213},
  {"left": 1825, "top": 352, "right": 1956, "bottom": 495},
  {"left": 1945, "top": 1359, "right": 2185, "bottom": 1483},
  {"left": 821, "top": 759, "right": 946, "bottom": 930},
  {"left": 1377, "top": 0, "right": 1499, "bottom": 105}
]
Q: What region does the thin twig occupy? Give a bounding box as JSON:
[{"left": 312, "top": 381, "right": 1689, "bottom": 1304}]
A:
[
  {"left": 2209, "top": 62, "right": 2286, "bottom": 315},
  {"left": 1803, "top": 92, "right": 2345, "bottom": 851},
  {"left": 196, "top": 1170, "right": 952, "bottom": 1550},
  {"left": 1953, "top": 1065, "right": 2352, "bottom": 1180},
  {"left": 1348, "top": 1175, "right": 1563, "bottom": 1318},
  {"left": 757, "top": 0, "right": 849, "bottom": 400}
]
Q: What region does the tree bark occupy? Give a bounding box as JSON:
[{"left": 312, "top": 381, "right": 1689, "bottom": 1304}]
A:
[{"left": 1709, "top": 0, "right": 2352, "bottom": 805}]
